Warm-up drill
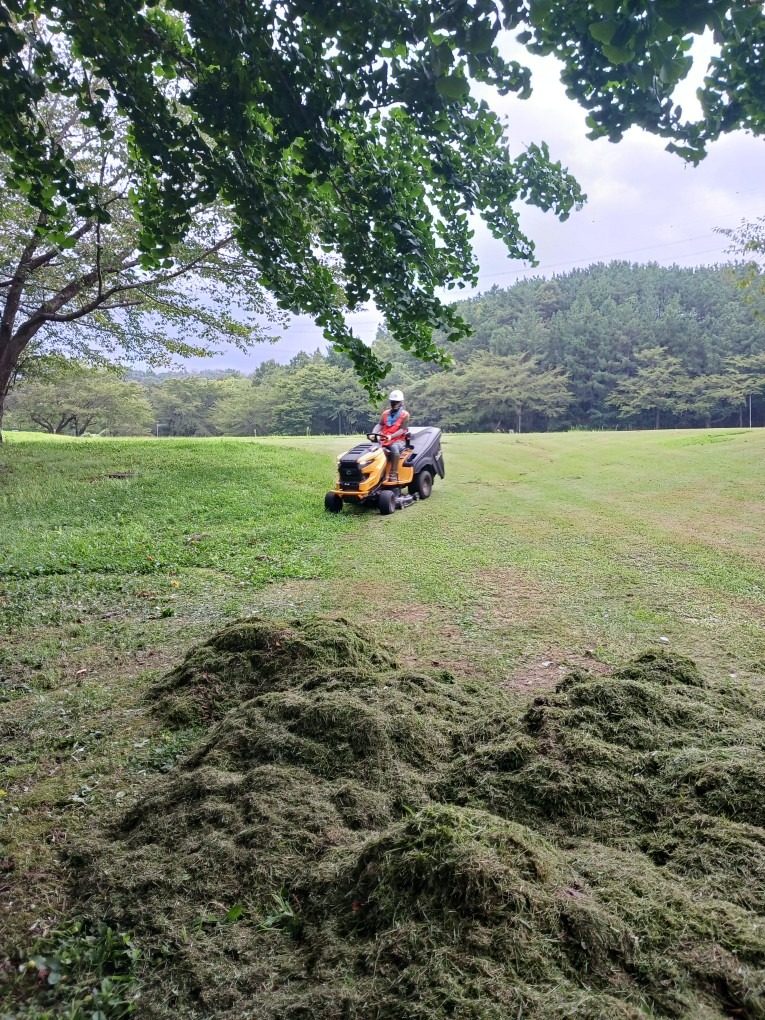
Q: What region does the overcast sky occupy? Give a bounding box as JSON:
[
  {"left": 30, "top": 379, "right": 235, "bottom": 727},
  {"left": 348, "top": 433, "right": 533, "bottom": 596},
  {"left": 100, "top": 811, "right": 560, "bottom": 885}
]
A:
[{"left": 179, "top": 35, "right": 765, "bottom": 373}]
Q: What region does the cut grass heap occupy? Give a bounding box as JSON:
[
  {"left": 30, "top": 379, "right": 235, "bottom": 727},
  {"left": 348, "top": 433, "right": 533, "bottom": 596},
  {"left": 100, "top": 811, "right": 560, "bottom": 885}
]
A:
[
  {"left": 35, "top": 620, "right": 765, "bottom": 1018},
  {"left": 445, "top": 651, "right": 765, "bottom": 913}
]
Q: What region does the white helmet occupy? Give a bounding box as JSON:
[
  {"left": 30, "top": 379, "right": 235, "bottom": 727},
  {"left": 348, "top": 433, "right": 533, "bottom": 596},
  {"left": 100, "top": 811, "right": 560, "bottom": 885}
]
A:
[{"left": 389, "top": 389, "right": 404, "bottom": 402}]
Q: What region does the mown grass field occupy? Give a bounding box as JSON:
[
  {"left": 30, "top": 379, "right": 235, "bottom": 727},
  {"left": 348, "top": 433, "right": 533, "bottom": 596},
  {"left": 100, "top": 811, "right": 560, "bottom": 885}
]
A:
[{"left": 2, "top": 427, "right": 765, "bottom": 1014}]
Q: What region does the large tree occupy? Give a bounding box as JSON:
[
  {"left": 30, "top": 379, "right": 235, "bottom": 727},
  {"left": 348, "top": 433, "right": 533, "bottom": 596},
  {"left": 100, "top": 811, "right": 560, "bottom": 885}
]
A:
[
  {"left": 608, "top": 345, "right": 691, "bottom": 429},
  {"left": 722, "top": 353, "right": 765, "bottom": 428},
  {"left": 6, "top": 365, "right": 154, "bottom": 435},
  {"left": 410, "top": 352, "right": 571, "bottom": 431},
  {"left": 0, "top": 2, "right": 762, "bottom": 420},
  {"left": 0, "top": 88, "right": 278, "bottom": 436},
  {"left": 720, "top": 217, "right": 765, "bottom": 315}
]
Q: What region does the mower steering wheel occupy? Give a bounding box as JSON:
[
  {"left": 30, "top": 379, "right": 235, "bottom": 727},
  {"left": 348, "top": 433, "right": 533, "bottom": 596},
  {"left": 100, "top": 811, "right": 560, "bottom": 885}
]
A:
[{"left": 367, "top": 432, "right": 381, "bottom": 443}]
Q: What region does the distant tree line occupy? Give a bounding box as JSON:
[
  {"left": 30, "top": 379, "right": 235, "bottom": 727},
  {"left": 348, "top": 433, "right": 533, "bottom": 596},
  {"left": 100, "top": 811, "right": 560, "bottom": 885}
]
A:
[
  {"left": 6, "top": 262, "right": 765, "bottom": 436},
  {"left": 5, "top": 353, "right": 375, "bottom": 437}
]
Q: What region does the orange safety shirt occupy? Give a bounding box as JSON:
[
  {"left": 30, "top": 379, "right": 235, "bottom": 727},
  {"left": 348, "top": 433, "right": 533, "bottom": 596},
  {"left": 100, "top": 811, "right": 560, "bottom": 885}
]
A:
[{"left": 379, "top": 407, "right": 409, "bottom": 446}]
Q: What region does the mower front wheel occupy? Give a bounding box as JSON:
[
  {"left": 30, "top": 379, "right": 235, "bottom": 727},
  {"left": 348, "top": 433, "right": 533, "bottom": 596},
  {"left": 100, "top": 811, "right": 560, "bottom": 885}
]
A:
[
  {"left": 378, "top": 490, "right": 396, "bottom": 515},
  {"left": 411, "top": 469, "right": 433, "bottom": 500},
  {"left": 324, "top": 492, "right": 343, "bottom": 513}
]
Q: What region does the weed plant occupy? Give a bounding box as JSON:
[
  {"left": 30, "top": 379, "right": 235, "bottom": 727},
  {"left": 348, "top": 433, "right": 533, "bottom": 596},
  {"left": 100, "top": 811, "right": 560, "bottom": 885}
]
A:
[{"left": 4, "top": 920, "right": 140, "bottom": 1019}]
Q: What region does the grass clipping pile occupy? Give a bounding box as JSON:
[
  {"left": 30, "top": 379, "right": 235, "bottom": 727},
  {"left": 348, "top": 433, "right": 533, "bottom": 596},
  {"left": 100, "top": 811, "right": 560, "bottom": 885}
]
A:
[{"left": 72, "top": 619, "right": 765, "bottom": 1019}]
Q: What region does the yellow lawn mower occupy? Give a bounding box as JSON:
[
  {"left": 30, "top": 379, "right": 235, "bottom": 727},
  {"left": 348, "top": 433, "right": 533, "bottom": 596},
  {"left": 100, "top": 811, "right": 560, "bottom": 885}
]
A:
[{"left": 324, "top": 427, "right": 445, "bottom": 515}]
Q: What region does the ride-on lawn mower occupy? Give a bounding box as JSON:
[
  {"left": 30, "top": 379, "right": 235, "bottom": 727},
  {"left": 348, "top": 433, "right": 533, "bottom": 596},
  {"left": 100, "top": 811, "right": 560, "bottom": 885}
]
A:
[{"left": 324, "top": 427, "right": 445, "bottom": 515}]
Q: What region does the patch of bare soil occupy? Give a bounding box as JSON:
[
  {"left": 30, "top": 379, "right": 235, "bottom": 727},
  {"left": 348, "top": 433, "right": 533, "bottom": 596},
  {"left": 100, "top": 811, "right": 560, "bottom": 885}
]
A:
[
  {"left": 87, "top": 471, "right": 138, "bottom": 482},
  {"left": 505, "top": 649, "right": 612, "bottom": 694}
]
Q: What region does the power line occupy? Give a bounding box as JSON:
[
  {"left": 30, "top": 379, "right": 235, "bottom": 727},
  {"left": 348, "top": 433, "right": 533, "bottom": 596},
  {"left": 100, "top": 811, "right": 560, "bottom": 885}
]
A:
[{"left": 476, "top": 234, "right": 731, "bottom": 283}]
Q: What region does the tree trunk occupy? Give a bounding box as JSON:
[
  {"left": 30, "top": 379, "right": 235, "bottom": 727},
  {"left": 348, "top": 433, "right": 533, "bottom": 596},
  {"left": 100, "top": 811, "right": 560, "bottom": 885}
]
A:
[
  {"left": 655, "top": 406, "right": 660, "bottom": 429},
  {"left": 0, "top": 347, "right": 19, "bottom": 442},
  {"left": 0, "top": 348, "right": 15, "bottom": 440},
  {"left": 31, "top": 415, "right": 54, "bottom": 433},
  {"left": 517, "top": 407, "right": 522, "bottom": 433},
  {"left": 74, "top": 416, "right": 95, "bottom": 437},
  {"left": 0, "top": 327, "right": 37, "bottom": 442}
]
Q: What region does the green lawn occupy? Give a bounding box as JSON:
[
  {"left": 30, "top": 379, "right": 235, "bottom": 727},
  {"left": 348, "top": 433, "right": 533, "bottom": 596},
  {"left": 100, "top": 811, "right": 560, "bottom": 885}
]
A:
[
  {"left": 261, "top": 428, "right": 765, "bottom": 679},
  {"left": 2, "top": 427, "right": 765, "bottom": 965}
]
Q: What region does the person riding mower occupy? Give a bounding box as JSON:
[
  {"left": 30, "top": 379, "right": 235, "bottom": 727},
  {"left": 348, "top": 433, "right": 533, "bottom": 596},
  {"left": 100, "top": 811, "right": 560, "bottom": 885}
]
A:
[
  {"left": 377, "top": 389, "right": 410, "bottom": 483},
  {"left": 324, "top": 420, "right": 445, "bottom": 515}
]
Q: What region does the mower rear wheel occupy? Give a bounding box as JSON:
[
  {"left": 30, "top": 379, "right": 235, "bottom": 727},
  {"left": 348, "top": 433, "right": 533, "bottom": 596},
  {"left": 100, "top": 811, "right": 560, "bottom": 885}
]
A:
[
  {"left": 378, "top": 490, "right": 395, "bottom": 515},
  {"left": 411, "top": 469, "right": 433, "bottom": 500},
  {"left": 324, "top": 492, "right": 343, "bottom": 513}
]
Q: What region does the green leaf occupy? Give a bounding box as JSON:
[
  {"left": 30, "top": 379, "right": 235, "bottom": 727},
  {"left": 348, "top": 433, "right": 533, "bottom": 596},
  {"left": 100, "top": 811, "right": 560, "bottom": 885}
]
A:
[
  {"left": 380, "top": 41, "right": 407, "bottom": 59},
  {"left": 431, "top": 43, "right": 454, "bottom": 75},
  {"left": 591, "top": 0, "right": 618, "bottom": 14},
  {"left": 435, "top": 74, "right": 470, "bottom": 101},
  {"left": 225, "top": 904, "right": 245, "bottom": 923},
  {"left": 588, "top": 21, "right": 616, "bottom": 45},
  {"left": 465, "top": 20, "right": 495, "bottom": 55},
  {"left": 601, "top": 42, "right": 634, "bottom": 65}
]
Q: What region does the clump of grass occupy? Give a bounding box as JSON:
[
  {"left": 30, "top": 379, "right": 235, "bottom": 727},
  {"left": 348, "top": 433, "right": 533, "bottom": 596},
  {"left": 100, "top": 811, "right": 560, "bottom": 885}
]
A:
[
  {"left": 147, "top": 616, "right": 396, "bottom": 727},
  {"left": 445, "top": 650, "right": 765, "bottom": 833},
  {"left": 304, "top": 804, "right": 765, "bottom": 1019},
  {"left": 57, "top": 624, "right": 765, "bottom": 1019},
  {"left": 639, "top": 813, "right": 765, "bottom": 913}
]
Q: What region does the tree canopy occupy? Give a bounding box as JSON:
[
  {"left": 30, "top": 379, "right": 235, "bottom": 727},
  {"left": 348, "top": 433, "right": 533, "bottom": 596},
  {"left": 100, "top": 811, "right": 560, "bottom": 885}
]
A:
[{"left": 1, "top": 1, "right": 762, "bottom": 390}]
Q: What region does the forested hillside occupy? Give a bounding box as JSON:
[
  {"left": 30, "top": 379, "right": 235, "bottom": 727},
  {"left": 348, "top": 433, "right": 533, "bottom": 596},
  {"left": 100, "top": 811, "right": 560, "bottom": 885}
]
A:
[
  {"left": 391, "top": 261, "right": 765, "bottom": 431},
  {"left": 7, "top": 262, "right": 765, "bottom": 435}
]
